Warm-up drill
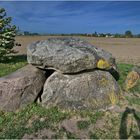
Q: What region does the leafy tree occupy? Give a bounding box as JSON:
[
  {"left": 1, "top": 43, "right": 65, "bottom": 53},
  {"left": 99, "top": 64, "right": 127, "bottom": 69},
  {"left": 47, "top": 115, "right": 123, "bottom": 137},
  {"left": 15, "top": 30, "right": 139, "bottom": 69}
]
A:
[
  {"left": 114, "top": 33, "right": 123, "bottom": 38},
  {"left": 99, "top": 33, "right": 106, "bottom": 37},
  {"left": 0, "top": 8, "right": 16, "bottom": 61},
  {"left": 125, "top": 30, "right": 133, "bottom": 38}
]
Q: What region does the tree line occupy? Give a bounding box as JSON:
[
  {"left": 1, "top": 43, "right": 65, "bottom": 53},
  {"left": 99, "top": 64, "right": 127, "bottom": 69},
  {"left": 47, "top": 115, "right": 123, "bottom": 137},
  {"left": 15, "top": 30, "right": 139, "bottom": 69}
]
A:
[{"left": 19, "top": 31, "right": 140, "bottom": 38}]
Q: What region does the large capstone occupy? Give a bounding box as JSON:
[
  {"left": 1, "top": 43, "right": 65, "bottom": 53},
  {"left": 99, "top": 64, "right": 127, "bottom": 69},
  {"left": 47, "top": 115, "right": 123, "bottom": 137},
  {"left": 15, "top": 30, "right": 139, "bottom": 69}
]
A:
[
  {"left": 41, "top": 70, "right": 121, "bottom": 110},
  {"left": 27, "top": 38, "right": 118, "bottom": 76},
  {"left": 0, "top": 65, "right": 46, "bottom": 111}
]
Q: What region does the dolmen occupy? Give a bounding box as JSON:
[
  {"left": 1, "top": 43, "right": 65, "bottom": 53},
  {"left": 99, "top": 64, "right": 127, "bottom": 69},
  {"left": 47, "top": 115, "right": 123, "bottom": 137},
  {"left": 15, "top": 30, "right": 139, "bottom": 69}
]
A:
[{"left": 0, "top": 38, "right": 121, "bottom": 111}]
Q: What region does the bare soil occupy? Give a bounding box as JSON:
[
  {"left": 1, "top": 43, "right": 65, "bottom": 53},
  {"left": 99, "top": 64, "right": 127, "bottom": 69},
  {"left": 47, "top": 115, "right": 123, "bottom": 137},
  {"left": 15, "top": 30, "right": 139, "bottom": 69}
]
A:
[{"left": 14, "top": 36, "right": 140, "bottom": 65}]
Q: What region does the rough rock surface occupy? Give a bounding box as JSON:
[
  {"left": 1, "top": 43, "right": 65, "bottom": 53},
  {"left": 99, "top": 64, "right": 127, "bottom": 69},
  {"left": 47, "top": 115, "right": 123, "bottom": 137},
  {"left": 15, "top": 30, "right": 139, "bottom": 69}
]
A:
[
  {"left": 132, "top": 66, "right": 140, "bottom": 75},
  {"left": 0, "top": 65, "right": 46, "bottom": 111},
  {"left": 27, "top": 38, "right": 118, "bottom": 74},
  {"left": 41, "top": 70, "right": 121, "bottom": 110},
  {"left": 125, "top": 66, "right": 140, "bottom": 90}
]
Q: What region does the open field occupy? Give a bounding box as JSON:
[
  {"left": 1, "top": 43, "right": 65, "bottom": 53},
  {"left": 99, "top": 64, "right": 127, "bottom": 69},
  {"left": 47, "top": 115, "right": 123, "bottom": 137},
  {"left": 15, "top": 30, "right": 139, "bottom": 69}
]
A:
[{"left": 14, "top": 36, "right": 140, "bottom": 65}]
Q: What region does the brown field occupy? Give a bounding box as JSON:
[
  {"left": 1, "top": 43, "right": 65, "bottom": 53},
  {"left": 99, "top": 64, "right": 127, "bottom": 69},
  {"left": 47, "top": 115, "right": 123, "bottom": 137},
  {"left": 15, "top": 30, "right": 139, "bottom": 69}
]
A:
[{"left": 14, "top": 36, "right": 140, "bottom": 65}]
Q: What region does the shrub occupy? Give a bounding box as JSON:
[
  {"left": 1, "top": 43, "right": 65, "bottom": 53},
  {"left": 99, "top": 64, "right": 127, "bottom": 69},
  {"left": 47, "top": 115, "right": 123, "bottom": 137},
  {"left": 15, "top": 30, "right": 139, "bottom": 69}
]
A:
[{"left": 0, "top": 8, "right": 16, "bottom": 61}]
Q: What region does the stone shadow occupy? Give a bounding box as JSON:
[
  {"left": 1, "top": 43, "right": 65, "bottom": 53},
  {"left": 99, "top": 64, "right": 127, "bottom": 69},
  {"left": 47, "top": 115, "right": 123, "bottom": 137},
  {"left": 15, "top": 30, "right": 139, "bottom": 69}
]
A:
[
  {"left": 65, "top": 67, "right": 119, "bottom": 81},
  {"left": 119, "top": 107, "right": 140, "bottom": 139}
]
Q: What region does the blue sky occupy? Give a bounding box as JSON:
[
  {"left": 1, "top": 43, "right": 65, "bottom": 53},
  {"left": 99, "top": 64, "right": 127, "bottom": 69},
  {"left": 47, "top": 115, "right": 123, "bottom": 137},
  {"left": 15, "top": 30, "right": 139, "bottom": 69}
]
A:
[{"left": 0, "top": 1, "right": 140, "bottom": 34}]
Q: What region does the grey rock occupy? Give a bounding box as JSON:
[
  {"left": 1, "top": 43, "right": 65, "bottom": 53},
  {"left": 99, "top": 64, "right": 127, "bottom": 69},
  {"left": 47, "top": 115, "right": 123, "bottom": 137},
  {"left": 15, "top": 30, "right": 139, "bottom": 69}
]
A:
[
  {"left": 27, "top": 38, "right": 118, "bottom": 74},
  {"left": 133, "top": 66, "right": 140, "bottom": 75},
  {"left": 0, "top": 65, "right": 46, "bottom": 111},
  {"left": 107, "top": 105, "right": 123, "bottom": 113},
  {"left": 125, "top": 66, "right": 140, "bottom": 90},
  {"left": 41, "top": 70, "right": 121, "bottom": 110}
]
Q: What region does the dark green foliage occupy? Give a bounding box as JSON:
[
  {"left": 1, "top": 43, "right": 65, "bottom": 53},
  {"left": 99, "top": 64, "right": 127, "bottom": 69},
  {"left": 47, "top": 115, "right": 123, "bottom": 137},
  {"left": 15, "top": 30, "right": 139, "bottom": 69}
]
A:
[
  {"left": 89, "top": 131, "right": 99, "bottom": 139},
  {"left": 77, "top": 120, "right": 90, "bottom": 129},
  {"left": 89, "top": 111, "right": 104, "bottom": 124},
  {"left": 125, "top": 30, "right": 133, "bottom": 38},
  {"left": 0, "top": 8, "right": 16, "bottom": 61}
]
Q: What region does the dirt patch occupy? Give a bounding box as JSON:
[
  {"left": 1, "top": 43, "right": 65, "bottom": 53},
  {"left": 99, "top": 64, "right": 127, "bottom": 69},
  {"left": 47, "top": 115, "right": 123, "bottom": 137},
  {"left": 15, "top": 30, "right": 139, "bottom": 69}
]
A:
[{"left": 22, "top": 128, "right": 55, "bottom": 139}]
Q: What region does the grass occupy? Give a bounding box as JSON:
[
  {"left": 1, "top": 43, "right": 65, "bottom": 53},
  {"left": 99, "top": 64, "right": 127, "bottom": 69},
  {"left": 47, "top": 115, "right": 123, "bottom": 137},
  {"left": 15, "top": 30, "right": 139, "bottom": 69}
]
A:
[
  {"left": 77, "top": 120, "right": 90, "bottom": 129},
  {"left": 0, "top": 102, "right": 139, "bottom": 139},
  {"left": 0, "top": 104, "right": 68, "bottom": 139},
  {"left": 126, "top": 96, "right": 140, "bottom": 106},
  {"left": 0, "top": 55, "right": 27, "bottom": 77},
  {"left": 89, "top": 131, "right": 99, "bottom": 139},
  {"left": 117, "top": 63, "right": 134, "bottom": 87},
  {"left": 117, "top": 63, "right": 140, "bottom": 93},
  {"left": 0, "top": 55, "right": 140, "bottom": 139},
  {"left": 0, "top": 104, "right": 120, "bottom": 139}
]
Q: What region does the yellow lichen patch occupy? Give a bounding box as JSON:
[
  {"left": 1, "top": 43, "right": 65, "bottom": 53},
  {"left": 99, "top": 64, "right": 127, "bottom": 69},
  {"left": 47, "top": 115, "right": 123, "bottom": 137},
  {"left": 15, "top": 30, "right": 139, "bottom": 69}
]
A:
[
  {"left": 125, "top": 71, "right": 140, "bottom": 90},
  {"left": 87, "top": 98, "right": 109, "bottom": 109},
  {"left": 97, "top": 59, "right": 110, "bottom": 69},
  {"left": 118, "top": 88, "right": 125, "bottom": 100},
  {"left": 99, "top": 77, "right": 109, "bottom": 86},
  {"left": 108, "top": 91, "right": 118, "bottom": 105}
]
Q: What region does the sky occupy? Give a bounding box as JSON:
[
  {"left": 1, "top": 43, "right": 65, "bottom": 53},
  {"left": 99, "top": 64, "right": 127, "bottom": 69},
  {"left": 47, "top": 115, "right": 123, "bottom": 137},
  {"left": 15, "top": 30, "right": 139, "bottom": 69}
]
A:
[{"left": 0, "top": 1, "right": 140, "bottom": 34}]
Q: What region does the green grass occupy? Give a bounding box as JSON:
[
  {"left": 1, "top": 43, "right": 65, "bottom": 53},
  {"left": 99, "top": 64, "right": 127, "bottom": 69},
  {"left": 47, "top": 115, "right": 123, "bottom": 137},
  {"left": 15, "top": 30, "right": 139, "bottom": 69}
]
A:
[
  {"left": 0, "top": 55, "right": 27, "bottom": 77},
  {"left": 126, "top": 96, "right": 140, "bottom": 106},
  {"left": 89, "top": 131, "right": 99, "bottom": 139},
  {"left": 77, "top": 120, "right": 90, "bottom": 129},
  {"left": 0, "top": 104, "right": 68, "bottom": 139},
  {"left": 0, "top": 56, "right": 140, "bottom": 139},
  {"left": 117, "top": 63, "right": 140, "bottom": 93},
  {"left": 89, "top": 111, "right": 104, "bottom": 124},
  {"left": 0, "top": 103, "right": 140, "bottom": 139},
  {"left": 117, "top": 63, "right": 134, "bottom": 88}
]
